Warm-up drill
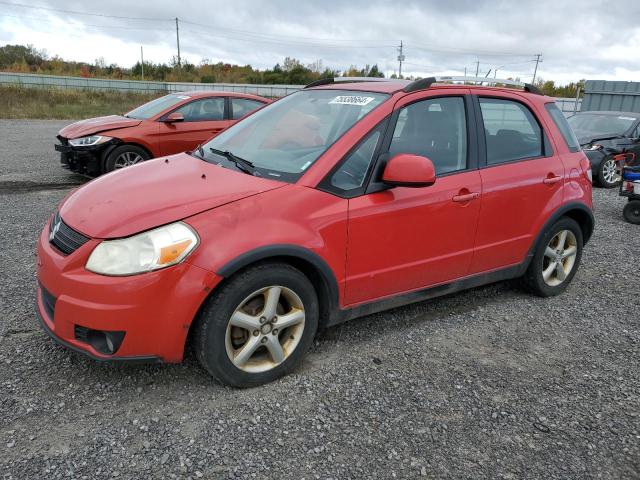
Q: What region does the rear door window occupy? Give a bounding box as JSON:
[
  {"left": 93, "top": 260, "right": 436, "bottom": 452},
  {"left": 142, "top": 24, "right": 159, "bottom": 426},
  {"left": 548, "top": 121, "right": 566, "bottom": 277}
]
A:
[
  {"left": 231, "top": 98, "right": 266, "bottom": 120},
  {"left": 479, "top": 98, "right": 543, "bottom": 165}
]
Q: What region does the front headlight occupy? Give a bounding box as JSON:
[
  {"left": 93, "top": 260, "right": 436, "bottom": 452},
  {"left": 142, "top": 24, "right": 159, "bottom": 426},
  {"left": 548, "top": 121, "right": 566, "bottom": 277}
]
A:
[
  {"left": 69, "top": 135, "right": 112, "bottom": 147},
  {"left": 86, "top": 222, "right": 199, "bottom": 276},
  {"left": 585, "top": 144, "right": 603, "bottom": 151}
]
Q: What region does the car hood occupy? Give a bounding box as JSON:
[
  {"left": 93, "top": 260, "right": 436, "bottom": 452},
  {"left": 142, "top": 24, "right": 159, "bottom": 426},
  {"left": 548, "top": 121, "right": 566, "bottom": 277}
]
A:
[
  {"left": 576, "top": 132, "right": 622, "bottom": 146},
  {"left": 59, "top": 115, "right": 142, "bottom": 139},
  {"left": 59, "top": 153, "right": 285, "bottom": 238}
]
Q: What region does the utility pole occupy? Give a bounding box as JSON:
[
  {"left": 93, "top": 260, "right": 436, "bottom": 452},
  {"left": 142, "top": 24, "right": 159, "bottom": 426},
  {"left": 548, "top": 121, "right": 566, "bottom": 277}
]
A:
[
  {"left": 474, "top": 60, "right": 480, "bottom": 77},
  {"left": 397, "top": 40, "right": 405, "bottom": 78},
  {"left": 532, "top": 53, "right": 542, "bottom": 83},
  {"left": 175, "top": 17, "right": 181, "bottom": 67},
  {"left": 140, "top": 46, "right": 144, "bottom": 80}
]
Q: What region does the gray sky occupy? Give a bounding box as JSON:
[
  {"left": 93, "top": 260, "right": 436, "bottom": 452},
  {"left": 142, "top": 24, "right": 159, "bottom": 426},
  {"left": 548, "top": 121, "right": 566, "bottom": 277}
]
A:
[{"left": 1, "top": 0, "right": 639, "bottom": 84}]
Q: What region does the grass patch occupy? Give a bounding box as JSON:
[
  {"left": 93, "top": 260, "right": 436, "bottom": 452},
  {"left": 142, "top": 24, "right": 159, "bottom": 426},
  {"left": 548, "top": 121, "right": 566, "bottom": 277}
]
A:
[{"left": 0, "top": 86, "right": 165, "bottom": 119}]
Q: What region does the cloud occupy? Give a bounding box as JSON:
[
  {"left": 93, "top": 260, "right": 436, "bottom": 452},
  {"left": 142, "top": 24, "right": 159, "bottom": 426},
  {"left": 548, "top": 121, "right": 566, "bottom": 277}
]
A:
[{"left": 1, "top": 0, "right": 639, "bottom": 84}]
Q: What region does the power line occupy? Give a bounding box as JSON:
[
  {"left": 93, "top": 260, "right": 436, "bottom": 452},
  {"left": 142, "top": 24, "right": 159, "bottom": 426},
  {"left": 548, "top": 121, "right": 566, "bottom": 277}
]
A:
[
  {"left": 180, "top": 26, "right": 395, "bottom": 49},
  {"left": 179, "top": 18, "right": 397, "bottom": 45},
  {"left": 1, "top": 1, "right": 397, "bottom": 46},
  {"left": 409, "top": 43, "right": 537, "bottom": 57},
  {"left": 0, "top": 13, "right": 166, "bottom": 31},
  {"left": 0, "top": 1, "right": 172, "bottom": 22}
]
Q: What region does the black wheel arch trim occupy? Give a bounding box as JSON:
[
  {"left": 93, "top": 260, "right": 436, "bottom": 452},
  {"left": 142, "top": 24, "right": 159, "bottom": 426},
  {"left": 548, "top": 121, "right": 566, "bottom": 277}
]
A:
[
  {"left": 524, "top": 202, "right": 594, "bottom": 268},
  {"left": 216, "top": 244, "right": 341, "bottom": 314}
]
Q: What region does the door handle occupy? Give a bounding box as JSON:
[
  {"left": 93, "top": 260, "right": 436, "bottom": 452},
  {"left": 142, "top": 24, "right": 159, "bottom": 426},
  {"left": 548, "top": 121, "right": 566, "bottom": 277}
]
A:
[
  {"left": 452, "top": 192, "right": 479, "bottom": 203},
  {"left": 543, "top": 175, "right": 562, "bottom": 185}
]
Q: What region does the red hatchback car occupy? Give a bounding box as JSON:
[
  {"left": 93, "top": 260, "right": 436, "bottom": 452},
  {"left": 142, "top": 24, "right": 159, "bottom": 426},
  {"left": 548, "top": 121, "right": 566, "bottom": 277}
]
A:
[
  {"left": 37, "top": 77, "right": 594, "bottom": 387},
  {"left": 55, "top": 91, "right": 269, "bottom": 175}
]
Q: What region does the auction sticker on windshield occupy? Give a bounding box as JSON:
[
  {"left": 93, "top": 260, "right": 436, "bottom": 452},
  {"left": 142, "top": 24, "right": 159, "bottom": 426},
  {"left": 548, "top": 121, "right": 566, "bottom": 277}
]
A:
[{"left": 329, "top": 95, "right": 375, "bottom": 106}]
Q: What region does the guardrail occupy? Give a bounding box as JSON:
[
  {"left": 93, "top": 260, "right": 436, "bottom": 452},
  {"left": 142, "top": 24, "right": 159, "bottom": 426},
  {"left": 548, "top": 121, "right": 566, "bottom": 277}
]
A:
[{"left": 0, "top": 72, "right": 303, "bottom": 97}]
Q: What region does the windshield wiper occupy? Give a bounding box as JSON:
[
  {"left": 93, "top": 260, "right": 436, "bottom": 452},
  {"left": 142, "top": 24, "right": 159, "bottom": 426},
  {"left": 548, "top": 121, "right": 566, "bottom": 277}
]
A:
[{"left": 209, "top": 147, "right": 256, "bottom": 175}]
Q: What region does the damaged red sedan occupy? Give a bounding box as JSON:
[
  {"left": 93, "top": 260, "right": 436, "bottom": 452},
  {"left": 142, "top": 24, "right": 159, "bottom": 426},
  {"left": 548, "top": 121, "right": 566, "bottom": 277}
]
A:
[{"left": 55, "top": 91, "right": 269, "bottom": 175}]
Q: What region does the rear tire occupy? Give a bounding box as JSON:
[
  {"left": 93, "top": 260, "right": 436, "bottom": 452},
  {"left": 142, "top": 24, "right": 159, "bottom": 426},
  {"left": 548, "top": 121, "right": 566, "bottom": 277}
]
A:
[
  {"left": 104, "top": 145, "right": 150, "bottom": 173},
  {"left": 623, "top": 200, "right": 640, "bottom": 224},
  {"left": 596, "top": 157, "right": 621, "bottom": 188},
  {"left": 522, "top": 217, "right": 583, "bottom": 297},
  {"left": 194, "top": 262, "right": 318, "bottom": 387}
]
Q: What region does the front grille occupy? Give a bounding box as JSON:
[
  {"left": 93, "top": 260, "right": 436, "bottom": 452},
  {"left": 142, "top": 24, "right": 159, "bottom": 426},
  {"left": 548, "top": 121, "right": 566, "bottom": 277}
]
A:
[
  {"left": 40, "top": 285, "right": 57, "bottom": 321},
  {"left": 49, "top": 212, "right": 90, "bottom": 255},
  {"left": 57, "top": 135, "right": 69, "bottom": 146}
]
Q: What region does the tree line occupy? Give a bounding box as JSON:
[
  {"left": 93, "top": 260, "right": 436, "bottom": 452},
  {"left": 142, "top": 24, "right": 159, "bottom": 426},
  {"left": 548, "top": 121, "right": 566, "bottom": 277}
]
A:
[
  {"left": 0, "top": 44, "right": 383, "bottom": 85},
  {"left": 1, "top": 43, "right": 581, "bottom": 96}
]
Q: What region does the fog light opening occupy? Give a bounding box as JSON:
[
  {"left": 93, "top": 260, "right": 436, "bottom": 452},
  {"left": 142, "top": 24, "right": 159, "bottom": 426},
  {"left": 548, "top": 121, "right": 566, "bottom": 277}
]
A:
[{"left": 83, "top": 329, "right": 126, "bottom": 355}]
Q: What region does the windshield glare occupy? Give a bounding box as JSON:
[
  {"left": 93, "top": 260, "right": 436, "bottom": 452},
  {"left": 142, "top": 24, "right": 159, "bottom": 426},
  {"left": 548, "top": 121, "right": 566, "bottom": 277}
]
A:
[
  {"left": 568, "top": 113, "right": 637, "bottom": 137},
  {"left": 126, "top": 94, "right": 191, "bottom": 120},
  {"left": 201, "top": 89, "right": 389, "bottom": 181}
]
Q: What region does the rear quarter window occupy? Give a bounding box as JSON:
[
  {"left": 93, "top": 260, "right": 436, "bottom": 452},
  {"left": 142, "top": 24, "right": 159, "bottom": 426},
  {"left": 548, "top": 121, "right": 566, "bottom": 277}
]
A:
[{"left": 545, "top": 103, "right": 580, "bottom": 152}]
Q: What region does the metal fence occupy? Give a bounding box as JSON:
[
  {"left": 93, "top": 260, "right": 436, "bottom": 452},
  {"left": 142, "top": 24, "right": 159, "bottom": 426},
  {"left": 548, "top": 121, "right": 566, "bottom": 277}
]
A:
[
  {"left": 0, "top": 71, "right": 303, "bottom": 97},
  {"left": 582, "top": 80, "right": 640, "bottom": 113},
  {"left": 554, "top": 97, "right": 581, "bottom": 117}
]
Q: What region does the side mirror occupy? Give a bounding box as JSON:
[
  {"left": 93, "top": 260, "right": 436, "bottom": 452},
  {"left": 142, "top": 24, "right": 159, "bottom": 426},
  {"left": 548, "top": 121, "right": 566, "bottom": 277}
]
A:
[
  {"left": 382, "top": 154, "right": 436, "bottom": 187},
  {"left": 163, "top": 112, "right": 185, "bottom": 123}
]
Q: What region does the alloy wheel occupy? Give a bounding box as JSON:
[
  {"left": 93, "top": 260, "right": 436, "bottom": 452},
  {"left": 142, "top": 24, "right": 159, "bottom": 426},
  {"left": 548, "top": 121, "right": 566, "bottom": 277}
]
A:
[
  {"left": 602, "top": 159, "right": 621, "bottom": 185},
  {"left": 225, "top": 286, "right": 305, "bottom": 373},
  {"left": 114, "top": 151, "right": 144, "bottom": 169},
  {"left": 542, "top": 229, "right": 578, "bottom": 287}
]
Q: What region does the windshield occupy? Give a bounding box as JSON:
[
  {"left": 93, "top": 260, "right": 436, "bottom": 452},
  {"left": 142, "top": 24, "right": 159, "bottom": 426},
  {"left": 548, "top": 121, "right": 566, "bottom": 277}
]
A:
[
  {"left": 567, "top": 113, "right": 637, "bottom": 138},
  {"left": 126, "top": 94, "right": 192, "bottom": 120},
  {"left": 200, "top": 89, "right": 389, "bottom": 182}
]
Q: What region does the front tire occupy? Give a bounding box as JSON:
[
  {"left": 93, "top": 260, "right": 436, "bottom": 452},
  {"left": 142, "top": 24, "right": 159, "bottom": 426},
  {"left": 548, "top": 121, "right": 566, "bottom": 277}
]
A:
[
  {"left": 596, "top": 157, "right": 621, "bottom": 188},
  {"left": 522, "top": 217, "right": 583, "bottom": 297},
  {"left": 194, "top": 262, "right": 319, "bottom": 387},
  {"left": 623, "top": 200, "right": 640, "bottom": 224},
  {"left": 104, "top": 145, "right": 150, "bottom": 173}
]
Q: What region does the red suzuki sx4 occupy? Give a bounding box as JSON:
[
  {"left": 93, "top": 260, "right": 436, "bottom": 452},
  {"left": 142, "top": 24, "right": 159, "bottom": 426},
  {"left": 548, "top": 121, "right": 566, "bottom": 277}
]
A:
[{"left": 37, "top": 78, "right": 593, "bottom": 387}]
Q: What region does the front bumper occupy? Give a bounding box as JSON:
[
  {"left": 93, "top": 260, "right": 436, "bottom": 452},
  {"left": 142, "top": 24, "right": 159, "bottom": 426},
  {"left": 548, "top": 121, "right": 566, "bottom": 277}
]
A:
[
  {"left": 55, "top": 136, "right": 117, "bottom": 176},
  {"left": 36, "top": 219, "right": 222, "bottom": 363}
]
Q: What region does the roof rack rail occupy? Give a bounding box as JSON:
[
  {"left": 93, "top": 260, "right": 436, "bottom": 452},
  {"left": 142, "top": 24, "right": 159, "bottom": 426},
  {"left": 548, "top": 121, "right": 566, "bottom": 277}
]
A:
[
  {"left": 403, "top": 76, "right": 543, "bottom": 95},
  {"left": 304, "top": 76, "right": 394, "bottom": 89}
]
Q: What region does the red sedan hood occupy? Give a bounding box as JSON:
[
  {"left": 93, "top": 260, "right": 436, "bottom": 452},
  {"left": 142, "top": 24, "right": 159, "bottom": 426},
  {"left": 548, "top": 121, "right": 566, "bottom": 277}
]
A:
[
  {"left": 59, "top": 115, "right": 142, "bottom": 139},
  {"left": 60, "top": 153, "right": 284, "bottom": 238}
]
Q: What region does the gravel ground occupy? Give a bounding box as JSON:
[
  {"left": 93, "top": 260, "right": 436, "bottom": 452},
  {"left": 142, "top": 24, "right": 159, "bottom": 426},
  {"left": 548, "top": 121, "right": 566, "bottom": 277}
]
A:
[{"left": 0, "top": 120, "right": 638, "bottom": 479}]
